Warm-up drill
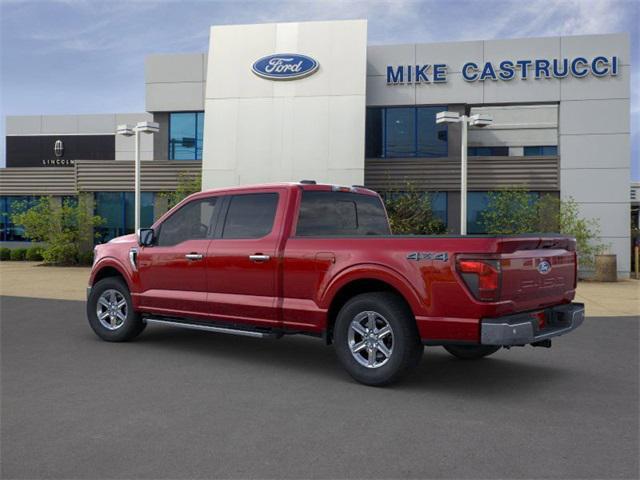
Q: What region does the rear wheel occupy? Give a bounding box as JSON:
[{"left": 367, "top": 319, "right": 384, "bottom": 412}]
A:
[
  {"left": 334, "top": 292, "right": 423, "bottom": 386},
  {"left": 87, "top": 277, "right": 145, "bottom": 342},
  {"left": 443, "top": 344, "right": 500, "bottom": 360}
]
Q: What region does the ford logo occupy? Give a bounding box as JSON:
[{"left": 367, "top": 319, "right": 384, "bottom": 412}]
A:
[
  {"left": 252, "top": 53, "right": 319, "bottom": 80},
  {"left": 537, "top": 260, "right": 552, "bottom": 275}
]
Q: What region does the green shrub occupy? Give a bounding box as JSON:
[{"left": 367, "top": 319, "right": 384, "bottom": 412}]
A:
[
  {"left": 11, "top": 196, "right": 104, "bottom": 265},
  {"left": 0, "top": 248, "right": 11, "bottom": 261},
  {"left": 480, "top": 188, "right": 606, "bottom": 269},
  {"left": 25, "top": 246, "right": 44, "bottom": 261},
  {"left": 9, "top": 248, "right": 27, "bottom": 261},
  {"left": 78, "top": 251, "right": 94, "bottom": 265},
  {"left": 159, "top": 171, "right": 202, "bottom": 213},
  {"left": 383, "top": 184, "right": 447, "bottom": 235}
]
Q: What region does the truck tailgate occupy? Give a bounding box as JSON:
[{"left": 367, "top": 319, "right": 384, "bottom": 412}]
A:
[{"left": 496, "top": 237, "right": 577, "bottom": 310}]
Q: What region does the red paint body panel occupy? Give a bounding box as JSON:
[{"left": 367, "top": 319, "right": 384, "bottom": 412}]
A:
[{"left": 89, "top": 183, "right": 578, "bottom": 343}]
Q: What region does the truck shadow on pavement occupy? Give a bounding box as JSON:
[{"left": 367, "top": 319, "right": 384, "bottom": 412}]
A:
[{"left": 135, "top": 325, "right": 573, "bottom": 395}]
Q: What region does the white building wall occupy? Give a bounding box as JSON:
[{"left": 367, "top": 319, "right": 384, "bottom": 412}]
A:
[
  {"left": 366, "top": 32, "right": 630, "bottom": 277},
  {"left": 201, "top": 20, "right": 367, "bottom": 188}
]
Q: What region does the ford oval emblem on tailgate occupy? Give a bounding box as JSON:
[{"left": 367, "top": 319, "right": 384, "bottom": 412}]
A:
[
  {"left": 537, "top": 260, "right": 552, "bottom": 275},
  {"left": 252, "top": 53, "right": 319, "bottom": 80}
]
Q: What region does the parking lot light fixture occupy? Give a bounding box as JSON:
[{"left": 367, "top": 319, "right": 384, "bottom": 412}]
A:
[
  {"left": 116, "top": 122, "right": 159, "bottom": 234},
  {"left": 436, "top": 111, "right": 493, "bottom": 235}
]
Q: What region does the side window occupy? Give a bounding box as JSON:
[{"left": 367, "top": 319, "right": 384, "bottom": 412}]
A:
[
  {"left": 296, "top": 191, "right": 390, "bottom": 236},
  {"left": 222, "top": 193, "right": 279, "bottom": 239},
  {"left": 157, "top": 197, "right": 218, "bottom": 246}
]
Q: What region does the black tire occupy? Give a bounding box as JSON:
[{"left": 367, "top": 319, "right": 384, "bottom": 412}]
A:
[
  {"left": 87, "top": 277, "right": 145, "bottom": 342},
  {"left": 334, "top": 292, "right": 424, "bottom": 386},
  {"left": 443, "top": 344, "right": 501, "bottom": 360}
]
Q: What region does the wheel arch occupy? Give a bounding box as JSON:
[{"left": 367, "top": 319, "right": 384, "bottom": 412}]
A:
[
  {"left": 90, "top": 259, "right": 131, "bottom": 291},
  {"left": 322, "top": 267, "right": 422, "bottom": 344}
]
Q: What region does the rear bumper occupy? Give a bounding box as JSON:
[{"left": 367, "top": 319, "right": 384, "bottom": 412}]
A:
[{"left": 481, "top": 302, "right": 585, "bottom": 346}]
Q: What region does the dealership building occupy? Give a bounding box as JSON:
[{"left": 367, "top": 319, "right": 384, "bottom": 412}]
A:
[{"left": 0, "top": 20, "right": 632, "bottom": 276}]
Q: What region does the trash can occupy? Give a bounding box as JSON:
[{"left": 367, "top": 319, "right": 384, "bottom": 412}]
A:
[{"left": 594, "top": 254, "right": 617, "bottom": 282}]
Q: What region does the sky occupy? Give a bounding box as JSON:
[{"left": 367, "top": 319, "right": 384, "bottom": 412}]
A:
[{"left": 1, "top": 0, "right": 638, "bottom": 178}]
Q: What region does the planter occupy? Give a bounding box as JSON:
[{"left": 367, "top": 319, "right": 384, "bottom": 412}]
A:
[{"left": 594, "top": 254, "right": 617, "bottom": 282}]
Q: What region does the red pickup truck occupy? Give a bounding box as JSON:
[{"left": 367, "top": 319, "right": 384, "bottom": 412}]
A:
[{"left": 87, "top": 182, "right": 584, "bottom": 385}]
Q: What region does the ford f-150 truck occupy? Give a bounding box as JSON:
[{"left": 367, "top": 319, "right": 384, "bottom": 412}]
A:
[{"left": 87, "top": 182, "right": 584, "bottom": 385}]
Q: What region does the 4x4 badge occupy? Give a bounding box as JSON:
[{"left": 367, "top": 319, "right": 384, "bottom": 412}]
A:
[{"left": 407, "top": 252, "right": 448, "bottom": 262}]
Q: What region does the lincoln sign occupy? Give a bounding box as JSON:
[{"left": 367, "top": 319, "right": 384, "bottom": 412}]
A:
[{"left": 386, "top": 55, "right": 620, "bottom": 84}]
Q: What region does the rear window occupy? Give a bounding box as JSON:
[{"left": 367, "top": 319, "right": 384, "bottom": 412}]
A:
[
  {"left": 222, "top": 193, "right": 278, "bottom": 239},
  {"left": 296, "top": 191, "right": 390, "bottom": 236}
]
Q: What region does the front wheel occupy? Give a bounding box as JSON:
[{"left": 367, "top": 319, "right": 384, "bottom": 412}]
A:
[
  {"left": 87, "top": 277, "right": 145, "bottom": 342},
  {"left": 443, "top": 344, "right": 501, "bottom": 360},
  {"left": 334, "top": 292, "right": 424, "bottom": 386}
]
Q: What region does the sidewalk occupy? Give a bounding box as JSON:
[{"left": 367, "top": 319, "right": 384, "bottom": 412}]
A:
[
  {"left": 0, "top": 262, "right": 90, "bottom": 301},
  {"left": 0, "top": 261, "right": 638, "bottom": 317}
]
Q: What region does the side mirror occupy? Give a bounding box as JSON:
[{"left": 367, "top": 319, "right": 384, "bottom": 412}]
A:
[{"left": 138, "top": 228, "right": 155, "bottom": 247}]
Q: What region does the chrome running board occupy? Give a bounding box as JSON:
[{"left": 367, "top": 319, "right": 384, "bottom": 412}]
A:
[{"left": 144, "top": 317, "right": 275, "bottom": 339}]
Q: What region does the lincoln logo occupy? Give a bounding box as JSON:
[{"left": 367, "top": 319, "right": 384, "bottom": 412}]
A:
[
  {"left": 537, "top": 260, "right": 552, "bottom": 275},
  {"left": 252, "top": 53, "right": 319, "bottom": 80},
  {"left": 54, "top": 139, "right": 64, "bottom": 158}
]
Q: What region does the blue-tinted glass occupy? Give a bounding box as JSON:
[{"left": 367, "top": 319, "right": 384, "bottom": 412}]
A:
[
  {"left": 541, "top": 146, "right": 558, "bottom": 156},
  {"left": 524, "top": 146, "right": 541, "bottom": 156},
  {"left": 196, "top": 112, "right": 205, "bottom": 160},
  {"left": 385, "top": 108, "right": 415, "bottom": 157},
  {"left": 169, "top": 112, "right": 202, "bottom": 160},
  {"left": 95, "top": 192, "right": 124, "bottom": 242},
  {"left": 365, "top": 108, "right": 383, "bottom": 158},
  {"left": 124, "top": 192, "right": 155, "bottom": 232},
  {"left": 4, "top": 196, "right": 38, "bottom": 241},
  {"left": 95, "top": 192, "right": 155, "bottom": 243},
  {"left": 430, "top": 192, "right": 448, "bottom": 225},
  {"left": 467, "top": 192, "right": 490, "bottom": 234},
  {"left": 524, "top": 146, "right": 558, "bottom": 156},
  {"left": 417, "top": 107, "right": 447, "bottom": 157}
]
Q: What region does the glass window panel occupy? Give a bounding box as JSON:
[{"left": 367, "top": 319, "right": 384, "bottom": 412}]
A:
[
  {"left": 467, "top": 192, "right": 490, "bottom": 234},
  {"left": 196, "top": 112, "right": 205, "bottom": 160},
  {"left": 124, "top": 192, "right": 155, "bottom": 232},
  {"left": 417, "top": 107, "right": 448, "bottom": 158},
  {"left": 296, "top": 191, "right": 390, "bottom": 236},
  {"left": 541, "top": 146, "right": 558, "bottom": 156},
  {"left": 157, "top": 197, "right": 218, "bottom": 246},
  {"left": 365, "top": 108, "right": 383, "bottom": 158},
  {"left": 95, "top": 192, "right": 124, "bottom": 242},
  {"left": 524, "top": 146, "right": 542, "bottom": 156},
  {"left": 169, "top": 113, "right": 197, "bottom": 160},
  {"left": 430, "top": 192, "right": 448, "bottom": 225},
  {"left": 385, "top": 108, "right": 415, "bottom": 157},
  {"left": 222, "top": 193, "right": 279, "bottom": 239}
]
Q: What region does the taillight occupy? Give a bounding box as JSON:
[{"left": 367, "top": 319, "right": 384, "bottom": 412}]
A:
[{"left": 457, "top": 258, "right": 501, "bottom": 301}]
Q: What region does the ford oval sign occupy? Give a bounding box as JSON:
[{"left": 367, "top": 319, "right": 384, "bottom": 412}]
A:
[
  {"left": 537, "top": 260, "right": 552, "bottom": 275},
  {"left": 252, "top": 53, "right": 319, "bottom": 80}
]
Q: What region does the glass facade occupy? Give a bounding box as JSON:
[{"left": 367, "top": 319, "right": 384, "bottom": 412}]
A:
[
  {"left": 0, "top": 196, "right": 39, "bottom": 242},
  {"left": 169, "top": 112, "right": 204, "bottom": 160},
  {"left": 366, "top": 106, "right": 448, "bottom": 158},
  {"left": 468, "top": 146, "right": 509, "bottom": 156},
  {"left": 95, "top": 192, "right": 155, "bottom": 242},
  {"left": 524, "top": 145, "right": 558, "bottom": 156}
]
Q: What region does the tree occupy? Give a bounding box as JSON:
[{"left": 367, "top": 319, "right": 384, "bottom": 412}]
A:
[
  {"left": 159, "top": 172, "right": 202, "bottom": 210},
  {"left": 480, "top": 188, "right": 606, "bottom": 269},
  {"left": 11, "top": 197, "right": 104, "bottom": 265},
  {"left": 383, "top": 185, "right": 447, "bottom": 235}
]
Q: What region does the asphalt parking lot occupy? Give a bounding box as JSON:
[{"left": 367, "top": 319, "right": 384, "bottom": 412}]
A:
[{"left": 1, "top": 296, "right": 638, "bottom": 479}]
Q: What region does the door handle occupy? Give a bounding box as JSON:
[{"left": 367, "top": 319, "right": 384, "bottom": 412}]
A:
[
  {"left": 249, "top": 254, "right": 270, "bottom": 262},
  {"left": 185, "top": 253, "right": 204, "bottom": 261}
]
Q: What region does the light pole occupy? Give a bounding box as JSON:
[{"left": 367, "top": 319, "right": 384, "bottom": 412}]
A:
[
  {"left": 116, "top": 121, "right": 159, "bottom": 233},
  {"left": 436, "top": 111, "right": 492, "bottom": 235}
]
